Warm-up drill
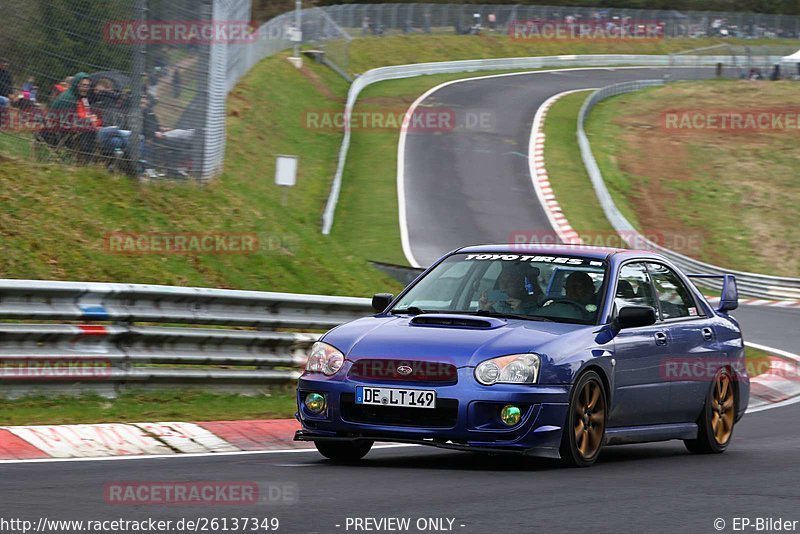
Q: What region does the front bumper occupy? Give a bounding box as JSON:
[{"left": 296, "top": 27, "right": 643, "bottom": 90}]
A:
[{"left": 295, "top": 369, "right": 570, "bottom": 457}]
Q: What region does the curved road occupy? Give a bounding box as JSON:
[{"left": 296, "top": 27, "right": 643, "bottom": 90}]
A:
[{"left": 402, "top": 67, "right": 716, "bottom": 268}]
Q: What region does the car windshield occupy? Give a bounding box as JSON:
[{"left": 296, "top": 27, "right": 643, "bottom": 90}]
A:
[{"left": 392, "top": 252, "right": 608, "bottom": 325}]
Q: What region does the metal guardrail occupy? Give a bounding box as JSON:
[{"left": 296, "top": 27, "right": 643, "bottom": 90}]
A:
[
  {"left": 0, "top": 280, "right": 373, "bottom": 396},
  {"left": 577, "top": 81, "right": 800, "bottom": 300},
  {"left": 320, "top": 54, "right": 782, "bottom": 235}
]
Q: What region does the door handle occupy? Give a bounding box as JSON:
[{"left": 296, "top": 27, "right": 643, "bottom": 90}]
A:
[
  {"left": 654, "top": 331, "right": 668, "bottom": 346},
  {"left": 702, "top": 327, "right": 714, "bottom": 341}
]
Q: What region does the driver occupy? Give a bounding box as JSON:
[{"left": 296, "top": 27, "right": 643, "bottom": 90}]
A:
[{"left": 481, "top": 267, "right": 544, "bottom": 314}]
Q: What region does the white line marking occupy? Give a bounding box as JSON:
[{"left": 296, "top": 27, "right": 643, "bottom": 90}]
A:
[
  {"left": 0, "top": 443, "right": 421, "bottom": 465},
  {"left": 745, "top": 341, "right": 800, "bottom": 363}
]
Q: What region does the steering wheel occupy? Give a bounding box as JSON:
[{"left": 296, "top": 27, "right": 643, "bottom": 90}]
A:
[{"left": 541, "top": 298, "right": 590, "bottom": 316}]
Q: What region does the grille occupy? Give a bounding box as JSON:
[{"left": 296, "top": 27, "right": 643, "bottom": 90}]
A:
[
  {"left": 348, "top": 359, "right": 458, "bottom": 384},
  {"left": 340, "top": 393, "right": 458, "bottom": 428}
]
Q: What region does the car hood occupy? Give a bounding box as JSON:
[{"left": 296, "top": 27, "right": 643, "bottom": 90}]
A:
[{"left": 322, "top": 314, "right": 600, "bottom": 367}]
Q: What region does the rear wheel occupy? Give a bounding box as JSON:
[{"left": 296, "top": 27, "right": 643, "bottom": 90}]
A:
[
  {"left": 685, "top": 368, "right": 736, "bottom": 454},
  {"left": 560, "top": 371, "right": 607, "bottom": 467},
  {"left": 314, "top": 439, "right": 373, "bottom": 462}
]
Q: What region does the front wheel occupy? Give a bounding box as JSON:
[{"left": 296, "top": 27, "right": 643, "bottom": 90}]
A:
[
  {"left": 560, "top": 370, "right": 607, "bottom": 467},
  {"left": 314, "top": 439, "right": 374, "bottom": 462},
  {"left": 685, "top": 368, "right": 736, "bottom": 454}
]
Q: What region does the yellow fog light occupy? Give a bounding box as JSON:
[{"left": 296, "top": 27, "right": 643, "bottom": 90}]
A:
[
  {"left": 500, "top": 405, "right": 521, "bottom": 426},
  {"left": 304, "top": 393, "right": 326, "bottom": 414}
]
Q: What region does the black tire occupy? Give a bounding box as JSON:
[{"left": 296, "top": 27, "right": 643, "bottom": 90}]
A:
[
  {"left": 314, "top": 439, "right": 374, "bottom": 462},
  {"left": 560, "top": 370, "right": 607, "bottom": 467},
  {"left": 684, "top": 367, "right": 736, "bottom": 454}
]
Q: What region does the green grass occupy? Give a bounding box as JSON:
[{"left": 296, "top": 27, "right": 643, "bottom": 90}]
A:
[
  {"left": 543, "top": 81, "right": 799, "bottom": 276},
  {"left": 0, "top": 389, "right": 297, "bottom": 426},
  {"left": 346, "top": 35, "right": 797, "bottom": 73}
]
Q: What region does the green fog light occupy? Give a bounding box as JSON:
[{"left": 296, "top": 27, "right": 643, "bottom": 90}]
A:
[
  {"left": 304, "top": 393, "right": 326, "bottom": 414},
  {"left": 500, "top": 405, "right": 521, "bottom": 426}
]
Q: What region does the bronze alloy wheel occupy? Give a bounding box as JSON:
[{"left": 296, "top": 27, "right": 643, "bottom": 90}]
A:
[
  {"left": 711, "top": 371, "right": 735, "bottom": 446},
  {"left": 685, "top": 367, "right": 736, "bottom": 454},
  {"left": 561, "top": 370, "right": 607, "bottom": 467},
  {"left": 574, "top": 379, "right": 606, "bottom": 459}
]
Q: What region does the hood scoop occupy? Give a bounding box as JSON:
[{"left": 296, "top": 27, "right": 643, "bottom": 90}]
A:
[{"left": 409, "top": 314, "right": 504, "bottom": 329}]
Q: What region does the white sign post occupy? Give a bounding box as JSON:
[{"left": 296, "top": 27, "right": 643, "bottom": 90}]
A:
[{"left": 275, "top": 155, "right": 298, "bottom": 206}]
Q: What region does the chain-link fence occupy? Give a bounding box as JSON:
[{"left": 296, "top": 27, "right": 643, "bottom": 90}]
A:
[
  {"left": 0, "top": 0, "right": 215, "bottom": 179},
  {"left": 0, "top": 2, "right": 797, "bottom": 182},
  {"left": 319, "top": 4, "right": 800, "bottom": 39}
]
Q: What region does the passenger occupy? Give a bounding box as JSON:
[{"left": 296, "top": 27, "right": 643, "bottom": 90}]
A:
[{"left": 565, "top": 271, "right": 596, "bottom": 306}]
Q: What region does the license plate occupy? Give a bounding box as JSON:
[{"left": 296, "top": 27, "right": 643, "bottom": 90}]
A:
[{"left": 355, "top": 386, "right": 436, "bottom": 409}]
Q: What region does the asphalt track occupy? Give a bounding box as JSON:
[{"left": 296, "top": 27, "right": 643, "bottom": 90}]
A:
[
  {"left": 1, "top": 402, "right": 798, "bottom": 533},
  {"left": 2, "top": 68, "right": 798, "bottom": 534}
]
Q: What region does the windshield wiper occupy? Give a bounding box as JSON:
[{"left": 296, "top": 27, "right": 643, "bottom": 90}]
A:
[
  {"left": 390, "top": 306, "right": 429, "bottom": 315},
  {"left": 457, "top": 310, "right": 553, "bottom": 322}
]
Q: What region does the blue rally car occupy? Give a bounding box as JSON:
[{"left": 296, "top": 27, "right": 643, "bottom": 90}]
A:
[{"left": 295, "top": 245, "right": 747, "bottom": 467}]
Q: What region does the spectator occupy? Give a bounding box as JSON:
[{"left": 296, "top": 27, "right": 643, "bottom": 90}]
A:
[
  {"left": 172, "top": 67, "right": 182, "bottom": 99},
  {"left": 21, "top": 77, "right": 36, "bottom": 101},
  {"left": 49, "top": 73, "right": 128, "bottom": 164},
  {"left": 50, "top": 76, "right": 72, "bottom": 102},
  {"left": 0, "top": 59, "right": 13, "bottom": 109},
  {"left": 769, "top": 63, "right": 781, "bottom": 81},
  {"left": 139, "top": 95, "right": 162, "bottom": 174},
  {"left": 50, "top": 73, "right": 98, "bottom": 161}
]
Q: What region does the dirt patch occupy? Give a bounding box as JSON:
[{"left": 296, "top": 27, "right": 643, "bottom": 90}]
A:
[
  {"left": 297, "top": 64, "right": 341, "bottom": 101},
  {"left": 597, "top": 81, "right": 800, "bottom": 276}
]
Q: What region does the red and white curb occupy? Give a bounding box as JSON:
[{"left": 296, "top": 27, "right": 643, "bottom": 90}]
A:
[
  {"left": 745, "top": 342, "right": 800, "bottom": 413},
  {"left": 528, "top": 89, "right": 595, "bottom": 245},
  {"left": 0, "top": 419, "right": 311, "bottom": 461},
  {"left": 707, "top": 297, "right": 800, "bottom": 309}
]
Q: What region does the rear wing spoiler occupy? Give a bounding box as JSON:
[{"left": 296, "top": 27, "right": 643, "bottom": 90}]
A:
[{"left": 686, "top": 274, "right": 738, "bottom": 313}]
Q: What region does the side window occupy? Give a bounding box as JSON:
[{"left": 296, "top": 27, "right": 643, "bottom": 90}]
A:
[
  {"left": 646, "top": 263, "right": 697, "bottom": 320},
  {"left": 616, "top": 263, "right": 659, "bottom": 312}
]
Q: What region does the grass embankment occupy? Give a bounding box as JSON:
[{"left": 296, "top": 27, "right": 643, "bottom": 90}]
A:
[
  {"left": 545, "top": 81, "right": 799, "bottom": 277},
  {"left": 0, "top": 389, "right": 297, "bottom": 426}
]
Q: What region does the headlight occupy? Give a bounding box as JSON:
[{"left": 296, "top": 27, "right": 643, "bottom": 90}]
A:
[
  {"left": 475, "top": 354, "right": 540, "bottom": 385},
  {"left": 306, "top": 341, "right": 345, "bottom": 376}
]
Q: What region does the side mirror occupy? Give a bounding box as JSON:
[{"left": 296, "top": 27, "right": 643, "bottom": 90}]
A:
[
  {"left": 717, "top": 275, "right": 738, "bottom": 313},
  {"left": 371, "top": 293, "right": 394, "bottom": 313},
  {"left": 616, "top": 306, "right": 657, "bottom": 330}
]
